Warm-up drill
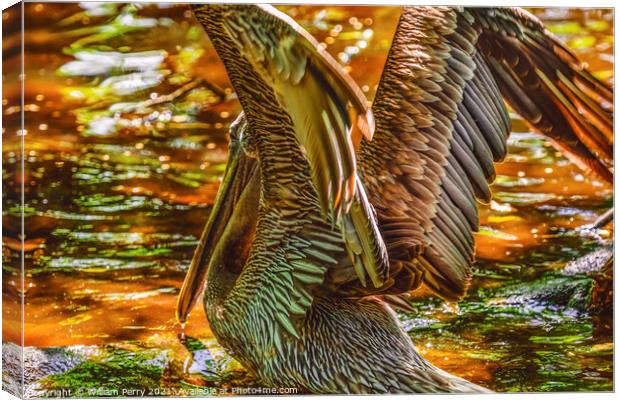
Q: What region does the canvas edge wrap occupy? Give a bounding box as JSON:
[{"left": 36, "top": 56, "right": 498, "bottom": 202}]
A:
[{"left": 2, "top": 2, "right": 25, "bottom": 399}]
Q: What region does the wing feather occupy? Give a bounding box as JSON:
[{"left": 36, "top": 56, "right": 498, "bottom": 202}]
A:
[
  {"left": 191, "top": 4, "right": 390, "bottom": 336},
  {"left": 353, "top": 6, "right": 612, "bottom": 301}
]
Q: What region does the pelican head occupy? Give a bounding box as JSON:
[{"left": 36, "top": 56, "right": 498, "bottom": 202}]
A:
[{"left": 176, "top": 113, "right": 260, "bottom": 323}]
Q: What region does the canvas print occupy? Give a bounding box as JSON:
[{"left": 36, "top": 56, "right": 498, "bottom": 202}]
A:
[{"left": 1, "top": 2, "right": 614, "bottom": 397}]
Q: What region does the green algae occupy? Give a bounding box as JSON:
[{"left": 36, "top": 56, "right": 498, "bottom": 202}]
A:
[
  {"left": 402, "top": 263, "right": 611, "bottom": 392},
  {"left": 40, "top": 347, "right": 166, "bottom": 396}
]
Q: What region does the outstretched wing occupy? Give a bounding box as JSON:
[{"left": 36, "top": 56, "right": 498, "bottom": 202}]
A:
[
  {"left": 191, "top": 4, "right": 388, "bottom": 336},
  {"left": 474, "top": 7, "right": 612, "bottom": 181},
  {"left": 350, "top": 6, "right": 613, "bottom": 301},
  {"left": 194, "top": 4, "right": 372, "bottom": 217}
]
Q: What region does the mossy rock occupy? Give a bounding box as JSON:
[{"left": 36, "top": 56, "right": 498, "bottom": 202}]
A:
[{"left": 39, "top": 346, "right": 169, "bottom": 397}]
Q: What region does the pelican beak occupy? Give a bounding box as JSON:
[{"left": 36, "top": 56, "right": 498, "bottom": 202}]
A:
[{"left": 176, "top": 141, "right": 259, "bottom": 324}]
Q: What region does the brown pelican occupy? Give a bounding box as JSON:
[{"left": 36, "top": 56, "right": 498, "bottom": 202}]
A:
[{"left": 177, "top": 5, "right": 613, "bottom": 393}]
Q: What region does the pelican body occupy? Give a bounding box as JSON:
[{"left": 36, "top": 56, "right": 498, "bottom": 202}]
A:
[
  {"left": 177, "top": 5, "right": 613, "bottom": 394},
  {"left": 192, "top": 114, "right": 482, "bottom": 393}
]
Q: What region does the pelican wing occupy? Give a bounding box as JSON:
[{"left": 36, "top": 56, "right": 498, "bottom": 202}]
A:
[
  {"left": 474, "top": 7, "right": 612, "bottom": 179},
  {"left": 351, "top": 7, "right": 612, "bottom": 301},
  {"left": 191, "top": 4, "right": 389, "bottom": 336},
  {"left": 195, "top": 4, "right": 373, "bottom": 217}
]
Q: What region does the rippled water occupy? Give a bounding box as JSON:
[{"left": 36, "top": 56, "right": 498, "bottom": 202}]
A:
[{"left": 2, "top": 3, "right": 613, "bottom": 395}]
